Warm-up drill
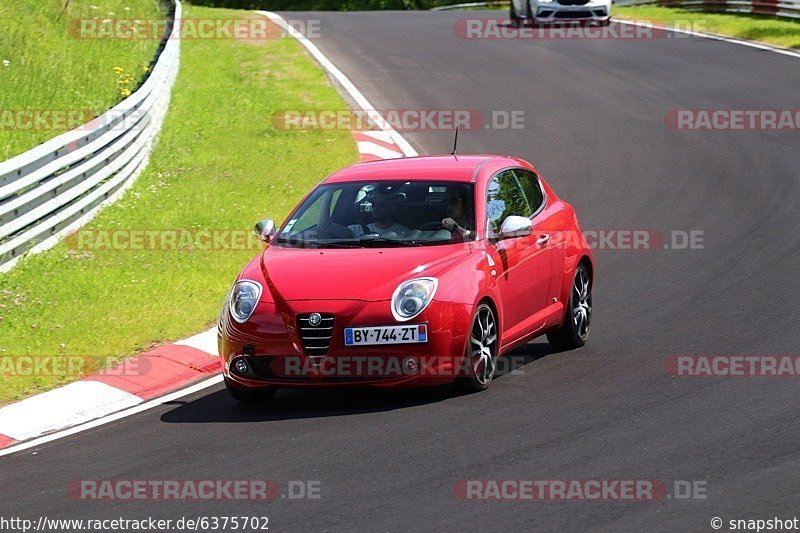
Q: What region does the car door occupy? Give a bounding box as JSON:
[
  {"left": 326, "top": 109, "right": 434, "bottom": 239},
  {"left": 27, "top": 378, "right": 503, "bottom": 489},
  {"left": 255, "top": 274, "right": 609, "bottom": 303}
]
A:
[
  {"left": 512, "top": 169, "right": 555, "bottom": 315},
  {"left": 484, "top": 169, "right": 553, "bottom": 341}
]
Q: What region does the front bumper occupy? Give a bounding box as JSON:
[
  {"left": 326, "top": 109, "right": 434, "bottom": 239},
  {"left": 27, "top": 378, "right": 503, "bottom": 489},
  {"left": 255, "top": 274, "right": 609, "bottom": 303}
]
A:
[
  {"left": 532, "top": 3, "right": 610, "bottom": 21},
  {"left": 220, "top": 299, "right": 473, "bottom": 389}
]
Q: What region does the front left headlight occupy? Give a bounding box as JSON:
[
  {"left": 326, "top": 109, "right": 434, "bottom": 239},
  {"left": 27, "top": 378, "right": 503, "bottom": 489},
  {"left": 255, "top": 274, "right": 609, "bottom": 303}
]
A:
[
  {"left": 392, "top": 278, "right": 438, "bottom": 322},
  {"left": 229, "top": 280, "right": 262, "bottom": 323}
]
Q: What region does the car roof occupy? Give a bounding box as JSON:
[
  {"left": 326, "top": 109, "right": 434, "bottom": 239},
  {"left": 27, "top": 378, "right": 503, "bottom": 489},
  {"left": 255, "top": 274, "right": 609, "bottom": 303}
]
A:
[{"left": 322, "top": 154, "right": 520, "bottom": 184}]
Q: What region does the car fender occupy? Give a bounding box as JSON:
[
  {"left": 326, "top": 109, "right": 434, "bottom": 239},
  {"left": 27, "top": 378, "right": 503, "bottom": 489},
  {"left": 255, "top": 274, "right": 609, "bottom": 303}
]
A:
[{"left": 433, "top": 245, "right": 504, "bottom": 350}]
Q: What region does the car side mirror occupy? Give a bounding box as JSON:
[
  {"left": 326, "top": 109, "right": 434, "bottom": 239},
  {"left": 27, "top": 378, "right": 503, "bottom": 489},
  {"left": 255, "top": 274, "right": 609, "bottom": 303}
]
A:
[
  {"left": 253, "top": 219, "right": 277, "bottom": 242},
  {"left": 499, "top": 215, "right": 533, "bottom": 239}
]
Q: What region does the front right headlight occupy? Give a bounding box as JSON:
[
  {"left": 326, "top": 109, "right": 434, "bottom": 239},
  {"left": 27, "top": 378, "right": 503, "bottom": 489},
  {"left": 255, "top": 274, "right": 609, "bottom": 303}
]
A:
[
  {"left": 229, "top": 280, "right": 262, "bottom": 323},
  {"left": 391, "top": 278, "right": 438, "bottom": 322}
]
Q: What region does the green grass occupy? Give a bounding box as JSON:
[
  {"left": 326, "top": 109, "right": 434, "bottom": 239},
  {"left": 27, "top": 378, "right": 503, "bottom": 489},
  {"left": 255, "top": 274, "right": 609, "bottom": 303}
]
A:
[
  {"left": 615, "top": 5, "right": 800, "bottom": 49},
  {"left": 0, "top": 0, "right": 166, "bottom": 161},
  {"left": 0, "top": 4, "right": 358, "bottom": 404}
]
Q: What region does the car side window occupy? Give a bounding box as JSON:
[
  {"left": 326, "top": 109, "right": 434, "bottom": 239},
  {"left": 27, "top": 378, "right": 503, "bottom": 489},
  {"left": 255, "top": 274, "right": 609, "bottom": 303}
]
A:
[
  {"left": 512, "top": 169, "right": 545, "bottom": 216},
  {"left": 486, "top": 169, "right": 530, "bottom": 235}
]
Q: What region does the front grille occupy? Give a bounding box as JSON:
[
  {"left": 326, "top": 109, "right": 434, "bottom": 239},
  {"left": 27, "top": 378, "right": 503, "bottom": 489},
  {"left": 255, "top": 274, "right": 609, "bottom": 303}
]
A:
[
  {"left": 554, "top": 10, "right": 593, "bottom": 18},
  {"left": 557, "top": 0, "right": 590, "bottom": 5},
  {"left": 297, "top": 313, "right": 335, "bottom": 357}
]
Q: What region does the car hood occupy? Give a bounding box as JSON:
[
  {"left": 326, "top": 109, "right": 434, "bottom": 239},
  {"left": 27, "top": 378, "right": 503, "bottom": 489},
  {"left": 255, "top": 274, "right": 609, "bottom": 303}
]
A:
[{"left": 260, "top": 244, "right": 471, "bottom": 302}]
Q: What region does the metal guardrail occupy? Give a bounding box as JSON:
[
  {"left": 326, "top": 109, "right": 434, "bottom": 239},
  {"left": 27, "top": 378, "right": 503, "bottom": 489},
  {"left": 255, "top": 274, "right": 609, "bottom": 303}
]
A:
[
  {"left": 432, "top": 0, "right": 800, "bottom": 18},
  {"left": 0, "top": 1, "right": 182, "bottom": 272},
  {"left": 432, "top": 1, "right": 509, "bottom": 9}
]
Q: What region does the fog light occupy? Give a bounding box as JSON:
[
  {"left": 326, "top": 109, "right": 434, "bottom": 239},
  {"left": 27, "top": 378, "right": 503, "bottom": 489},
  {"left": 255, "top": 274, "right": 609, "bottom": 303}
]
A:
[
  {"left": 403, "top": 357, "right": 420, "bottom": 375},
  {"left": 233, "top": 358, "right": 249, "bottom": 374}
]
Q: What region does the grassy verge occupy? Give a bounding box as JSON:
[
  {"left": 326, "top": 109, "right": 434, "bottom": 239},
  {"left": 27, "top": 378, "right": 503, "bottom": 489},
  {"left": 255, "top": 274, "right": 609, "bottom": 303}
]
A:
[
  {"left": 0, "top": 0, "right": 166, "bottom": 161},
  {"left": 186, "top": 0, "right": 448, "bottom": 10},
  {"left": 615, "top": 5, "right": 800, "bottom": 49},
  {"left": 0, "top": 4, "right": 358, "bottom": 404}
]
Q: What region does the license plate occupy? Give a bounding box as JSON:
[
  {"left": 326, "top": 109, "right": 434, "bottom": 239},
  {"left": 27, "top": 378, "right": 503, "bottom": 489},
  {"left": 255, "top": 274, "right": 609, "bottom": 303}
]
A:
[{"left": 344, "top": 324, "right": 428, "bottom": 346}]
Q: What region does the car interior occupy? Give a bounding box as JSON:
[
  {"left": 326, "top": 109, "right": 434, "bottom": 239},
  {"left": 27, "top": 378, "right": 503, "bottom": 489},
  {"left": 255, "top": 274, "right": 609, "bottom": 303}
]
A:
[{"left": 330, "top": 181, "right": 475, "bottom": 242}]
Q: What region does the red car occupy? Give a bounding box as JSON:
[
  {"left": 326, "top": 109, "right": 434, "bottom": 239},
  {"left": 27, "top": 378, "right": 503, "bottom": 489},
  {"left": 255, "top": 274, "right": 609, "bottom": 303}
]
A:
[{"left": 219, "top": 155, "right": 593, "bottom": 402}]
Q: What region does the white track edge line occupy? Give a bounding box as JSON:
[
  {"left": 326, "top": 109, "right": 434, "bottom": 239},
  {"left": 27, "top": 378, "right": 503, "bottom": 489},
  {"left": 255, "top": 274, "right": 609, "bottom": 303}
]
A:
[
  {"left": 10, "top": 8, "right": 784, "bottom": 457},
  {"left": 0, "top": 375, "right": 223, "bottom": 458},
  {"left": 613, "top": 19, "right": 800, "bottom": 59},
  {"left": 3, "top": 14, "right": 421, "bottom": 455},
  {"left": 255, "top": 10, "right": 419, "bottom": 157}
]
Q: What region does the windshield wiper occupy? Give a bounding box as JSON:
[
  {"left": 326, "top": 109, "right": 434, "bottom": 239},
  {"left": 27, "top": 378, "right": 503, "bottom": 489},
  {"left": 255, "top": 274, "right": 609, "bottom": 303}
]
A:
[
  {"left": 358, "top": 236, "right": 424, "bottom": 247},
  {"left": 275, "top": 238, "right": 362, "bottom": 249}
]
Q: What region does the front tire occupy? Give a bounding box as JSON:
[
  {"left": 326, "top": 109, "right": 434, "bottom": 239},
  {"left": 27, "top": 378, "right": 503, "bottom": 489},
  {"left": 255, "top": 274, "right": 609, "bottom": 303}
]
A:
[
  {"left": 225, "top": 377, "right": 277, "bottom": 404},
  {"left": 547, "top": 263, "right": 592, "bottom": 350},
  {"left": 458, "top": 303, "right": 499, "bottom": 393},
  {"left": 510, "top": 1, "right": 520, "bottom": 25},
  {"left": 526, "top": 0, "right": 537, "bottom": 25}
]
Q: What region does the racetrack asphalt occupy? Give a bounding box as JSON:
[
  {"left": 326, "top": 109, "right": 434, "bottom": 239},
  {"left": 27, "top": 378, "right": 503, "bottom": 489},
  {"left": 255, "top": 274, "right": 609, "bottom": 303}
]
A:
[{"left": 2, "top": 11, "right": 799, "bottom": 531}]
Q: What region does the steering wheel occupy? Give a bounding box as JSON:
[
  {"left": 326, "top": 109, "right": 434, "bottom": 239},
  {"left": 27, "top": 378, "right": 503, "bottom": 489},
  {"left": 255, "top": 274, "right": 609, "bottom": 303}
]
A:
[
  {"left": 418, "top": 221, "right": 446, "bottom": 231},
  {"left": 316, "top": 223, "right": 355, "bottom": 240}
]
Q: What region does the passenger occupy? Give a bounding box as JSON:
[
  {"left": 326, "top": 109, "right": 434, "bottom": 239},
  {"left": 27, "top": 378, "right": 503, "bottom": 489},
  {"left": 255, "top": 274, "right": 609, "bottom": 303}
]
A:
[{"left": 349, "top": 192, "right": 408, "bottom": 237}]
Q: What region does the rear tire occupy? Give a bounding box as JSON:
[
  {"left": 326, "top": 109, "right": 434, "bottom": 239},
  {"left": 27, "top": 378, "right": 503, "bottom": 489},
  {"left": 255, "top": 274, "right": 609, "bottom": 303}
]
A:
[
  {"left": 457, "top": 303, "right": 499, "bottom": 393},
  {"left": 547, "top": 263, "right": 592, "bottom": 350},
  {"left": 225, "top": 377, "right": 277, "bottom": 404}
]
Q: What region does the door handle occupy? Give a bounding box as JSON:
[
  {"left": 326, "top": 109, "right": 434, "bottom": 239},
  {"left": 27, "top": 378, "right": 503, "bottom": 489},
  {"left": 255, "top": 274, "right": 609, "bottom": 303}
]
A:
[{"left": 536, "top": 233, "right": 550, "bottom": 246}]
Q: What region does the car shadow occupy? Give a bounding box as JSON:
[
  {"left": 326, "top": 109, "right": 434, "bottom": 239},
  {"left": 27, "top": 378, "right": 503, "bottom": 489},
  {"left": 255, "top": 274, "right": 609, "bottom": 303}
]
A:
[
  {"left": 495, "top": 339, "right": 555, "bottom": 379},
  {"left": 159, "top": 341, "right": 558, "bottom": 424}
]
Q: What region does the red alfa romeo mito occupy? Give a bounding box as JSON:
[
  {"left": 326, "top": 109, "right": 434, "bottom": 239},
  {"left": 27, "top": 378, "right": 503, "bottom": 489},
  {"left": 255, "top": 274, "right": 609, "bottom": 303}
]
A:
[{"left": 218, "top": 154, "right": 593, "bottom": 402}]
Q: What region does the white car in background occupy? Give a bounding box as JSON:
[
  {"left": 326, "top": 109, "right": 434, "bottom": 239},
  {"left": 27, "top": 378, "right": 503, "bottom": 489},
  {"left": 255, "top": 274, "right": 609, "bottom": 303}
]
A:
[{"left": 510, "top": 0, "right": 612, "bottom": 25}]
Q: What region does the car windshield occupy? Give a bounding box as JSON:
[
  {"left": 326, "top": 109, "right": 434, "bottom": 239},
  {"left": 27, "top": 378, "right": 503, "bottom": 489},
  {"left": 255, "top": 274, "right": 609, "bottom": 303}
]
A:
[{"left": 275, "top": 181, "right": 476, "bottom": 248}]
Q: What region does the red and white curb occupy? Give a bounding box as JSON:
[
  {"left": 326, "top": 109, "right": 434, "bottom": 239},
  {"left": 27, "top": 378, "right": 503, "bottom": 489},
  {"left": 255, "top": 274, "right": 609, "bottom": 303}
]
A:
[
  {"left": 0, "top": 11, "right": 416, "bottom": 456},
  {"left": 0, "top": 328, "right": 219, "bottom": 452},
  {"left": 353, "top": 130, "right": 406, "bottom": 162}
]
